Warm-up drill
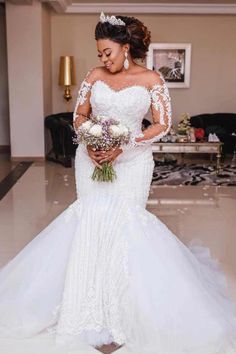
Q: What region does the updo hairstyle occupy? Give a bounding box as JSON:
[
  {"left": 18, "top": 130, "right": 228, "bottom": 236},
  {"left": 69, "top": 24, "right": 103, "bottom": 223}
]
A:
[{"left": 95, "top": 15, "right": 151, "bottom": 60}]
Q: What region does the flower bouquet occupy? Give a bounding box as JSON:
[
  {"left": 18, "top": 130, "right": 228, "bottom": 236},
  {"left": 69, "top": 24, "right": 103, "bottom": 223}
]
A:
[
  {"left": 74, "top": 115, "right": 131, "bottom": 182},
  {"left": 177, "top": 113, "right": 191, "bottom": 135},
  {"left": 177, "top": 113, "right": 191, "bottom": 142}
]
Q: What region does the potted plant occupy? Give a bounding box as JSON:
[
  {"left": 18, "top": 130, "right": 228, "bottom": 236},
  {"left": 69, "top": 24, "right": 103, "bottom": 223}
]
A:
[{"left": 177, "top": 113, "right": 191, "bottom": 142}]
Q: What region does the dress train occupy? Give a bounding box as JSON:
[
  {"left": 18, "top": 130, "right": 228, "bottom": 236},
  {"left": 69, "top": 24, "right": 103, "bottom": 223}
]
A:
[{"left": 0, "top": 192, "right": 236, "bottom": 354}]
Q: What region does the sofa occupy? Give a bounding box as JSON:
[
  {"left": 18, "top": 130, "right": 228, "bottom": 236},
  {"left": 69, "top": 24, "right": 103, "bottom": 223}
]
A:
[
  {"left": 190, "top": 113, "right": 236, "bottom": 154},
  {"left": 45, "top": 112, "right": 76, "bottom": 167}
]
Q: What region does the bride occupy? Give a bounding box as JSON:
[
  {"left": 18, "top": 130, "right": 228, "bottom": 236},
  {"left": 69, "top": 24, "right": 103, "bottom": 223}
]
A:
[{"left": 0, "top": 12, "right": 236, "bottom": 354}]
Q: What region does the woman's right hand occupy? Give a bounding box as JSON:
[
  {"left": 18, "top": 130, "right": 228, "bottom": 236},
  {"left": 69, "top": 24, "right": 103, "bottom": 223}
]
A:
[{"left": 86, "top": 146, "right": 105, "bottom": 169}]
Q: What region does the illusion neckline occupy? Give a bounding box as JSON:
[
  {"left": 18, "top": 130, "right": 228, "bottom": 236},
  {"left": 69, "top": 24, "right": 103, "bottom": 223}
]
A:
[{"left": 91, "top": 79, "right": 151, "bottom": 95}]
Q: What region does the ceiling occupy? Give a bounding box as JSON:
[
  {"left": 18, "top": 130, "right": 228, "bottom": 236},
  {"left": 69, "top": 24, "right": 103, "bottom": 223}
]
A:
[
  {"left": 72, "top": 0, "right": 236, "bottom": 3},
  {"left": 2, "top": 0, "right": 236, "bottom": 13}
]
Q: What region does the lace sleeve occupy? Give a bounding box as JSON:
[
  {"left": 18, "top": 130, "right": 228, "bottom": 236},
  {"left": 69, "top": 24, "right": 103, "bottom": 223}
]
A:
[
  {"left": 146, "top": 74, "right": 172, "bottom": 142},
  {"left": 122, "top": 73, "right": 172, "bottom": 150},
  {"left": 73, "top": 69, "right": 94, "bottom": 132}
]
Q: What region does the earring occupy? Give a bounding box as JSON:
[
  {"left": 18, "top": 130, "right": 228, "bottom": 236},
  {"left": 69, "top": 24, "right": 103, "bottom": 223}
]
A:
[{"left": 124, "top": 51, "right": 129, "bottom": 70}]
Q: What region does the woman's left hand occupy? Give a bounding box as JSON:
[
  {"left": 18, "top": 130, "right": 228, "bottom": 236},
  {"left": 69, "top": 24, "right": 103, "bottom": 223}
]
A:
[
  {"left": 135, "top": 136, "right": 144, "bottom": 143},
  {"left": 98, "top": 147, "right": 123, "bottom": 164}
]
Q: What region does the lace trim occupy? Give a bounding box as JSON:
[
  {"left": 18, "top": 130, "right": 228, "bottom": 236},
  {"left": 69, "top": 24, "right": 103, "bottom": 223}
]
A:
[
  {"left": 92, "top": 79, "right": 150, "bottom": 95},
  {"left": 121, "top": 133, "right": 145, "bottom": 151},
  {"left": 73, "top": 69, "right": 93, "bottom": 122},
  {"left": 47, "top": 197, "right": 132, "bottom": 346},
  {"left": 73, "top": 81, "right": 92, "bottom": 122},
  {"left": 121, "top": 78, "right": 172, "bottom": 149},
  {"left": 150, "top": 83, "right": 169, "bottom": 126}
]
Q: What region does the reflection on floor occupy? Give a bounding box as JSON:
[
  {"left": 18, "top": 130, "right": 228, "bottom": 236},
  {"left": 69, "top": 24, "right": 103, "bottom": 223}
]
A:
[
  {"left": 0, "top": 153, "right": 236, "bottom": 354},
  {"left": 0, "top": 161, "right": 33, "bottom": 200},
  {"left": 0, "top": 152, "right": 17, "bottom": 181}
]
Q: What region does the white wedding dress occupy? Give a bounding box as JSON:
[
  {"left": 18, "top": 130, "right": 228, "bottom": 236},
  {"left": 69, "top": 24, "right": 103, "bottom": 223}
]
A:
[{"left": 0, "top": 70, "right": 236, "bottom": 354}]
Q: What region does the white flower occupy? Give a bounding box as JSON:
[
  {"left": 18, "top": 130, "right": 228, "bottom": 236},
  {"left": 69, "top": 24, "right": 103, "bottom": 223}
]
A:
[
  {"left": 120, "top": 125, "right": 129, "bottom": 136},
  {"left": 81, "top": 120, "right": 93, "bottom": 130},
  {"left": 89, "top": 124, "right": 103, "bottom": 137},
  {"left": 97, "top": 115, "right": 109, "bottom": 122},
  {"left": 109, "top": 125, "right": 122, "bottom": 137}
]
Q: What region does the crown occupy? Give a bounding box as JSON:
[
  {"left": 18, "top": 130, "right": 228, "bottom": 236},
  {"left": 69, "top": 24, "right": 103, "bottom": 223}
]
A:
[{"left": 99, "top": 12, "right": 125, "bottom": 26}]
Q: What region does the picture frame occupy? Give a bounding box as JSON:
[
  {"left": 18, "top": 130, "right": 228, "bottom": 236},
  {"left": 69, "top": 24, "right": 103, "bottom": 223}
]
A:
[{"left": 146, "top": 43, "right": 192, "bottom": 88}]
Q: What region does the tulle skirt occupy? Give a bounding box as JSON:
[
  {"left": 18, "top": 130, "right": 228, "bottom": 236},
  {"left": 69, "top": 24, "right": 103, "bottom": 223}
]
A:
[{"left": 0, "top": 145, "right": 236, "bottom": 354}]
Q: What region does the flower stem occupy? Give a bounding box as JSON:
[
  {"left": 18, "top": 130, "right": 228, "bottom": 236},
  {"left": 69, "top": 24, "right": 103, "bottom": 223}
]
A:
[{"left": 92, "top": 162, "right": 117, "bottom": 182}]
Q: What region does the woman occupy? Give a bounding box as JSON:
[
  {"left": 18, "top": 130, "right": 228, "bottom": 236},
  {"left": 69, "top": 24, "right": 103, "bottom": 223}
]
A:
[{"left": 0, "top": 12, "right": 236, "bottom": 354}]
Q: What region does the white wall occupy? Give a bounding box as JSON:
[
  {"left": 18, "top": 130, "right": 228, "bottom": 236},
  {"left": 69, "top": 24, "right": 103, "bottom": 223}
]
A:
[
  {"left": 51, "top": 13, "right": 236, "bottom": 125},
  {"left": 42, "top": 3, "right": 53, "bottom": 153},
  {"left": 4, "top": 4, "right": 236, "bottom": 158},
  {"left": 6, "top": 0, "right": 45, "bottom": 158},
  {"left": 0, "top": 4, "right": 10, "bottom": 147}
]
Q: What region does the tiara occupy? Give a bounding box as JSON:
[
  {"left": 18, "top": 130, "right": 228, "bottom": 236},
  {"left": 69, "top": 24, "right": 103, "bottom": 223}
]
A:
[{"left": 99, "top": 11, "right": 125, "bottom": 26}]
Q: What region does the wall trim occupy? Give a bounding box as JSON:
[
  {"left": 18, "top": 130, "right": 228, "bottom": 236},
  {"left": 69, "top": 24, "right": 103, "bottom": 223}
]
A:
[
  {"left": 11, "top": 156, "right": 45, "bottom": 162},
  {"left": 3, "top": 1, "right": 236, "bottom": 14},
  {"left": 43, "top": 0, "right": 72, "bottom": 13},
  {"left": 66, "top": 3, "right": 236, "bottom": 15},
  {"left": 7, "top": 0, "right": 33, "bottom": 4}
]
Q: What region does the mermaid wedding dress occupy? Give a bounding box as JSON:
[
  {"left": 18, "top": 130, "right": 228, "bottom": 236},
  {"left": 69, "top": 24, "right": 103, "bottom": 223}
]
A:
[{"left": 0, "top": 69, "right": 236, "bottom": 354}]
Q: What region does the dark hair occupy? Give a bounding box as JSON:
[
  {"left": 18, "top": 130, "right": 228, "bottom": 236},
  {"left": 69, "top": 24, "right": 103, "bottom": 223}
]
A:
[{"left": 95, "top": 15, "right": 151, "bottom": 60}]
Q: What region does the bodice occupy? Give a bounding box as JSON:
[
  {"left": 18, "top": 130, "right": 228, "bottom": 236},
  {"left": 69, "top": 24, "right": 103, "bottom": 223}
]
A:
[
  {"left": 90, "top": 80, "right": 151, "bottom": 135},
  {"left": 73, "top": 69, "right": 172, "bottom": 146}
]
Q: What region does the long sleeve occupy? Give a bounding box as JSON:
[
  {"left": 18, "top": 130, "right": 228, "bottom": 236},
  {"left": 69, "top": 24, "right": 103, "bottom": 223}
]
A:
[
  {"left": 73, "top": 69, "right": 94, "bottom": 132},
  {"left": 145, "top": 75, "right": 172, "bottom": 143},
  {"left": 122, "top": 74, "right": 172, "bottom": 150}
]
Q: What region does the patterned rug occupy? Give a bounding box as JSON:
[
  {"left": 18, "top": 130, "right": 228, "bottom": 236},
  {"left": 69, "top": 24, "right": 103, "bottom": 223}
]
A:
[{"left": 152, "top": 162, "right": 236, "bottom": 186}]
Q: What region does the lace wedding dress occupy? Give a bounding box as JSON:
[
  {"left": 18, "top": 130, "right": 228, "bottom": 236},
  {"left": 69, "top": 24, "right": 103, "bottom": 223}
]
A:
[{"left": 0, "top": 69, "right": 236, "bottom": 354}]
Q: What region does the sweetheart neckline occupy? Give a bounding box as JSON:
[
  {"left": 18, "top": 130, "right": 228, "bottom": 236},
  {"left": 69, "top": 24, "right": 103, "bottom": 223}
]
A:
[{"left": 91, "top": 79, "right": 151, "bottom": 95}]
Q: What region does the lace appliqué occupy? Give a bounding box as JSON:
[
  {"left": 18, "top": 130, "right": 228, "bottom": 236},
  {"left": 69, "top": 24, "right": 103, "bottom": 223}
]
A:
[
  {"left": 121, "top": 76, "right": 172, "bottom": 150},
  {"left": 150, "top": 81, "right": 170, "bottom": 125},
  {"left": 121, "top": 132, "right": 145, "bottom": 151},
  {"left": 137, "top": 78, "right": 172, "bottom": 145},
  {"left": 73, "top": 70, "right": 93, "bottom": 122},
  {"left": 73, "top": 81, "right": 92, "bottom": 122},
  {"left": 47, "top": 198, "right": 132, "bottom": 346}
]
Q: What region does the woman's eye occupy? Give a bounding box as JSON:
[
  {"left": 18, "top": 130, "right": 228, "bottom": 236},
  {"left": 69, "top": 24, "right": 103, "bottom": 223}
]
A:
[{"left": 97, "top": 52, "right": 111, "bottom": 58}]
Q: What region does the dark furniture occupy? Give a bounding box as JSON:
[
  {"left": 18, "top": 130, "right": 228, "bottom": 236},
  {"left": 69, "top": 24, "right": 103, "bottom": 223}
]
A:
[
  {"left": 152, "top": 141, "right": 223, "bottom": 174},
  {"left": 45, "top": 112, "right": 151, "bottom": 168},
  {"left": 190, "top": 113, "right": 236, "bottom": 154},
  {"left": 45, "top": 112, "right": 75, "bottom": 167}
]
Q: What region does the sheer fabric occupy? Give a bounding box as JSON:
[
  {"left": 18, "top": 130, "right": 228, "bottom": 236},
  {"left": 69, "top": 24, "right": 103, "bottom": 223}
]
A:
[{"left": 73, "top": 71, "right": 92, "bottom": 124}]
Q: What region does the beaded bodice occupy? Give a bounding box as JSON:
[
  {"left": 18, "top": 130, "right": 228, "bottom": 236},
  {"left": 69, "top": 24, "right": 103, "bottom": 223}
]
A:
[
  {"left": 90, "top": 80, "right": 151, "bottom": 135},
  {"left": 73, "top": 68, "right": 172, "bottom": 146}
]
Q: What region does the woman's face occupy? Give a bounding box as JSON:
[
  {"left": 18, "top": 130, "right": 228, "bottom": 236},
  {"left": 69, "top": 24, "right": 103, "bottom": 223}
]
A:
[{"left": 97, "top": 39, "right": 128, "bottom": 73}]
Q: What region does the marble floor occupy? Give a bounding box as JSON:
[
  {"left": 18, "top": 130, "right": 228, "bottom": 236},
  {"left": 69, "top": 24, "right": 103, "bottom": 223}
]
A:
[
  {"left": 0, "top": 153, "right": 236, "bottom": 353},
  {"left": 0, "top": 152, "right": 17, "bottom": 182}
]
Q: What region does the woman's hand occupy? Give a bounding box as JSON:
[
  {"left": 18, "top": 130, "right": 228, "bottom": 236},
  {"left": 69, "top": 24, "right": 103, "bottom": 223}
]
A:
[
  {"left": 87, "top": 146, "right": 122, "bottom": 167},
  {"left": 99, "top": 147, "right": 123, "bottom": 164},
  {"left": 87, "top": 146, "right": 104, "bottom": 169}
]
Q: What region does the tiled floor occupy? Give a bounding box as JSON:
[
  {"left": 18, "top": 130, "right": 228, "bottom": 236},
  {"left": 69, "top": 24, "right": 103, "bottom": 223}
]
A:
[
  {"left": 0, "top": 153, "right": 236, "bottom": 353},
  {"left": 0, "top": 152, "right": 17, "bottom": 181}
]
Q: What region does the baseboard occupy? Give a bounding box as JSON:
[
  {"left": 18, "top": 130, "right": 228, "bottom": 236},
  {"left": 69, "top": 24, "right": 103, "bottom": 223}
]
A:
[
  {"left": 11, "top": 156, "right": 45, "bottom": 162},
  {"left": 0, "top": 145, "right": 10, "bottom": 153}
]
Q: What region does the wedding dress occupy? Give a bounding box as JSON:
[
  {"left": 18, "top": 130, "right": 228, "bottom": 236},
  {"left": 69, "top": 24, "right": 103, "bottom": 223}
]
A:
[{"left": 0, "top": 69, "right": 236, "bottom": 354}]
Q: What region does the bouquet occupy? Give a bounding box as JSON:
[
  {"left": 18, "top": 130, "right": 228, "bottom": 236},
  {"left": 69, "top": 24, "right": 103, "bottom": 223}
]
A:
[
  {"left": 177, "top": 113, "right": 191, "bottom": 135},
  {"left": 74, "top": 115, "right": 131, "bottom": 182}
]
